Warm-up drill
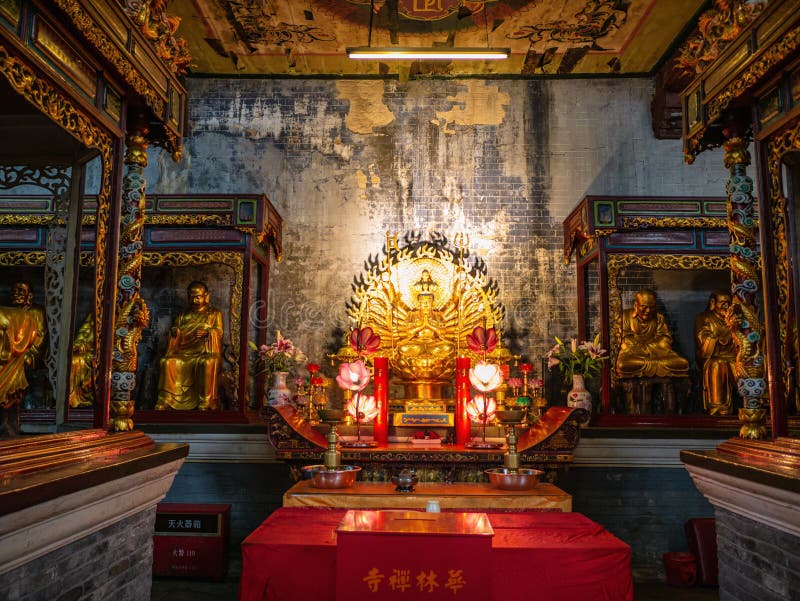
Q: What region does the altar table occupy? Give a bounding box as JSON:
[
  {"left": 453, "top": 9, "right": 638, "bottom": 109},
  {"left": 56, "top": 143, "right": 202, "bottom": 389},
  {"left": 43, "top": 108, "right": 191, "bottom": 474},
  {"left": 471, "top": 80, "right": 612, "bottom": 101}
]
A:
[
  {"left": 239, "top": 507, "right": 633, "bottom": 601},
  {"left": 283, "top": 480, "right": 572, "bottom": 511}
]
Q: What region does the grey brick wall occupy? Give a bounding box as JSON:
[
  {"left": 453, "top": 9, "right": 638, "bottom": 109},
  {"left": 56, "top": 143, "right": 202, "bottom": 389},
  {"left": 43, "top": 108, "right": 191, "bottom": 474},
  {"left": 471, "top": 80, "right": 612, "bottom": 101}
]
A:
[
  {"left": 1, "top": 508, "right": 156, "bottom": 601},
  {"left": 716, "top": 508, "right": 800, "bottom": 601},
  {"left": 558, "top": 466, "right": 715, "bottom": 581},
  {"left": 149, "top": 77, "right": 728, "bottom": 372}
]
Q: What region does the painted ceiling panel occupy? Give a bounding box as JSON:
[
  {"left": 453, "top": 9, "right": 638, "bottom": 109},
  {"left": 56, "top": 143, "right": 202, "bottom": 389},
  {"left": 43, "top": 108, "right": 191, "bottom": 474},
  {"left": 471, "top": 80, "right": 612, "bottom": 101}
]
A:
[{"left": 171, "top": 0, "right": 704, "bottom": 76}]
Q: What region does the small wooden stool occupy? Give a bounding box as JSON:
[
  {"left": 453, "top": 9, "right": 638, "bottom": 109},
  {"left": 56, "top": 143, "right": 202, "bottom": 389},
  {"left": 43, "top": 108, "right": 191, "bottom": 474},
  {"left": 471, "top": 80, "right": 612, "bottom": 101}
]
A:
[{"left": 622, "top": 377, "right": 679, "bottom": 414}]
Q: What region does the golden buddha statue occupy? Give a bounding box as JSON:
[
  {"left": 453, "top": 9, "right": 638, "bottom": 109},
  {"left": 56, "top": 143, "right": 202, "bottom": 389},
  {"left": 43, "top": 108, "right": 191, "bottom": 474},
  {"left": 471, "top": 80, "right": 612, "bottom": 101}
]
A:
[
  {"left": 346, "top": 238, "right": 507, "bottom": 404},
  {"left": 393, "top": 289, "right": 457, "bottom": 394},
  {"left": 695, "top": 290, "right": 736, "bottom": 416},
  {"left": 156, "top": 281, "right": 224, "bottom": 411},
  {"left": 615, "top": 288, "right": 690, "bottom": 379},
  {"left": 69, "top": 312, "right": 95, "bottom": 408},
  {"left": 0, "top": 282, "right": 46, "bottom": 410}
]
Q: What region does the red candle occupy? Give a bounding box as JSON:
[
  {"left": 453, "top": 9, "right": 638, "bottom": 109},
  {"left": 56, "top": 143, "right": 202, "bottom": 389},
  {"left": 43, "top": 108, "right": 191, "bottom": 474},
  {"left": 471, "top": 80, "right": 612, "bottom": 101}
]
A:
[
  {"left": 455, "top": 357, "right": 471, "bottom": 445},
  {"left": 373, "top": 356, "right": 389, "bottom": 446}
]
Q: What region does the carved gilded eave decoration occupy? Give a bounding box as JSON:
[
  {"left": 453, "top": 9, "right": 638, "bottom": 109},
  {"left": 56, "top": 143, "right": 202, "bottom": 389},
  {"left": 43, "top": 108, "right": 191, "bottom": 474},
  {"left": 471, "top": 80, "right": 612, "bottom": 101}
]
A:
[
  {"left": 682, "top": 4, "right": 800, "bottom": 163},
  {"left": 124, "top": 0, "right": 191, "bottom": 76},
  {"left": 676, "top": 0, "right": 766, "bottom": 78},
  {"left": 685, "top": 21, "right": 800, "bottom": 161},
  {"left": 51, "top": 0, "right": 165, "bottom": 116},
  {"left": 622, "top": 216, "right": 730, "bottom": 229}
]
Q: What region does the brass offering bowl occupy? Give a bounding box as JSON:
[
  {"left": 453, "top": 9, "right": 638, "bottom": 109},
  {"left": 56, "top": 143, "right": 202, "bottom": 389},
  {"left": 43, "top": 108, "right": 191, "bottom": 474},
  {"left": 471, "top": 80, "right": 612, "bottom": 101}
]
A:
[
  {"left": 485, "top": 467, "right": 543, "bottom": 491},
  {"left": 495, "top": 409, "right": 527, "bottom": 423},
  {"left": 302, "top": 464, "right": 361, "bottom": 489},
  {"left": 317, "top": 409, "right": 344, "bottom": 422}
]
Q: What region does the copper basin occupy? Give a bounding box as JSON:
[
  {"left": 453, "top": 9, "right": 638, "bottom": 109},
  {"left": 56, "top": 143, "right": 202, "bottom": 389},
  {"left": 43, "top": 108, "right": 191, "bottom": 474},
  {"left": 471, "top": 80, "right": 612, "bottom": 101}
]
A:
[
  {"left": 485, "top": 467, "right": 543, "bottom": 490},
  {"left": 495, "top": 409, "right": 526, "bottom": 423},
  {"left": 317, "top": 409, "right": 344, "bottom": 422},
  {"left": 302, "top": 464, "right": 361, "bottom": 489}
]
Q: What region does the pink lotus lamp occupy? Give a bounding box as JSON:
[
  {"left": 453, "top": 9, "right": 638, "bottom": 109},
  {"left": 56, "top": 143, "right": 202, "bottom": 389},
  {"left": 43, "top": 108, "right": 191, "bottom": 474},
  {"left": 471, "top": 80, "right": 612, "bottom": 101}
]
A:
[
  {"left": 466, "top": 394, "right": 498, "bottom": 447},
  {"left": 345, "top": 393, "right": 378, "bottom": 447}
]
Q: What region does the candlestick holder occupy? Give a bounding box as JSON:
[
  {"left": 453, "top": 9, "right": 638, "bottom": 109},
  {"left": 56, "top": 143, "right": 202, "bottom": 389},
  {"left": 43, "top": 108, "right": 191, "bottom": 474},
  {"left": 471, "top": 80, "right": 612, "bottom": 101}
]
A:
[
  {"left": 302, "top": 409, "right": 362, "bottom": 488},
  {"left": 485, "top": 409, "right": 542, "bottom": 490}
]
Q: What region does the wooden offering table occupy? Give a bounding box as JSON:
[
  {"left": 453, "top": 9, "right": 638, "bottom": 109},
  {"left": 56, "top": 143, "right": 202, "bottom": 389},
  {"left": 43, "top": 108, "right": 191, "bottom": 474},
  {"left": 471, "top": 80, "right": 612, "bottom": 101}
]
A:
[{"left": 284, "top": 480, "right": 572, "bottom": 511}]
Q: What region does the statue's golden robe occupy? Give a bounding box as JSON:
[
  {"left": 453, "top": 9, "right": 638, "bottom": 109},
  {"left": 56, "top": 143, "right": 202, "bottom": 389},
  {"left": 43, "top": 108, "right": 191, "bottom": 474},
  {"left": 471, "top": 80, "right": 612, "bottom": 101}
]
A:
[
  {"left": 0, "top": 306, "right": 45, "bottom": 408},
  {"left": 695, "top": 309, "right": 736, "bottom": 415},
  {"left": 156, "top": 306, "right": 223, "bottom": 410},
  {"left": 616, "top": 308, "right": 689, "bottom": 379}
]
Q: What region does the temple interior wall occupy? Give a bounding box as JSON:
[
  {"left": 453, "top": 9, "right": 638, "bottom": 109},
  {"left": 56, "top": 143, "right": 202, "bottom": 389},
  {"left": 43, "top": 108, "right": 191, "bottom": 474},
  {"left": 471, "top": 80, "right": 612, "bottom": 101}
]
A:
[{"left": 147, "top": 76, "right": 729, "bottom": 369}]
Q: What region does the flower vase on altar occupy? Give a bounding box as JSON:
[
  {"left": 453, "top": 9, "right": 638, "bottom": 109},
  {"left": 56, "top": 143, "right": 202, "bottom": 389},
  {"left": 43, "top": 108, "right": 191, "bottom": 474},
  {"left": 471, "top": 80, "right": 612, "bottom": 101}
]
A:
[
  {"left": 268, "top": 371, "right": 291, "bottom": 406},
  {"left": 567, "top": 373, "right": 592, "bottom": 425}
]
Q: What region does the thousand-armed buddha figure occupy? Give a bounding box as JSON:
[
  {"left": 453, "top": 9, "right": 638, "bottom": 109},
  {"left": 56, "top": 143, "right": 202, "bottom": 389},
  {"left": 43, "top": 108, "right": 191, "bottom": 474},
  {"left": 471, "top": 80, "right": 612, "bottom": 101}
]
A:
[
  {"left": 156, "top": 281, "right": 223, "bottom": 411},
  {"left": 615, "top": 288, "right": 690, "bottom": 380}
]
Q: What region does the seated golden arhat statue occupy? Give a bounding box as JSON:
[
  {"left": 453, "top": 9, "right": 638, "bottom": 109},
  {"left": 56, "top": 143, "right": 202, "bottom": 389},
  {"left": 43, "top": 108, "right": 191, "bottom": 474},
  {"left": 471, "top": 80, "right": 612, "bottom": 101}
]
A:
[
  {"left": 614, "top": 288, "right": 690, "bottom": 414},
  {"left": 0, "top": 282, "right": 46, "bottom": 410},
  {"left": 694, "top": 290, "right": 737, "bottom": 416},
  {"left": 156, "top": 281, "right": 224, "bottom": 411},
  {"left": 69, "top": 312, "right": 95, "bottom": 408},
  {"left": 615, "top": 288, "right": 690, "bottom": 380}
]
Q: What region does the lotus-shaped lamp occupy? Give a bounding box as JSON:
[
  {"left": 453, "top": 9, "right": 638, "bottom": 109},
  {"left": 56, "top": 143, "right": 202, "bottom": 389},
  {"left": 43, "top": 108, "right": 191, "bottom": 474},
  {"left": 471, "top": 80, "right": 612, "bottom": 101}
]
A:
[
  {"left": 349, "top": 327, "right": 381, "bottom": 356},
  {"left": 346, "top": 392, "right": 378, "bottom": 443},
  {"left": 466, "top": 394, "right": 497, "bottom": 423},
  {"left": 346, "top": 393, "right": 379, "bottom": 423},
  {"left": 336, "top": 360, "right": 370, "bottom": 392},
  {"left": 466, "top": 326, "right": 498, "bottom": 354},
  {"left": 469, "top": 361, "right": 504, "bottom": 392}
]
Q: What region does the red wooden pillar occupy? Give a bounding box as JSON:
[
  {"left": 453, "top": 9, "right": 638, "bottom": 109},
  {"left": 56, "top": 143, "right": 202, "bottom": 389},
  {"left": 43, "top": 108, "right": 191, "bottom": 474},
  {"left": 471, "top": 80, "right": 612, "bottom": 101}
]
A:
[
  {"left": 455, "top": 357, "right": 471, "bottom": 445},
  {"left": 373, "top": 357, "right": 389, "bottom": 445}
]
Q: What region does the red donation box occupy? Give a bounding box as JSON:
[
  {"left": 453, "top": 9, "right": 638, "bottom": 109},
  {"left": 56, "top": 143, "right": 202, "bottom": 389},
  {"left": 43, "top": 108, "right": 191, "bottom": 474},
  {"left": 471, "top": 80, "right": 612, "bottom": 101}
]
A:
[
  {"left": 152, "top": 503, "right": 230, "bottom": 580},
  {"left": 336, "top": 510, "right": 493, "bottom": 601}
]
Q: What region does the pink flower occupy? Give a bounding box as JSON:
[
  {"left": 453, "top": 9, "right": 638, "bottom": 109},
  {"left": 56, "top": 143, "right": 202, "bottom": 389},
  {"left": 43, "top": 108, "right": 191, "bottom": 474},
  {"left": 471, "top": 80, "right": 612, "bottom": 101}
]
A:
[
  {"left": 518, "top": 363, "right": 533, "bottom": 373},
  {"left": 469, "top": 361, "right": 504, "bottom": 392},
  {"left": 466, "top": 326, "right": 498, "bottom": 354},
  {"left": 466, "top": 394, "right": 497, "bottom": 422},
  {"left": 349, "top": 326, "right": 381, "bottom": 356},
  {"left": 346, "top": 393, "right": 378, "bottom": 422},
  {"left": 580, "top": 334, "right": 607, "bottom": 359},
  {"left": 335, "top": 360, "right": 371, "bottom": 392},
  {"left": 506, "top": 377, "right": 523, "bottom": 389}
]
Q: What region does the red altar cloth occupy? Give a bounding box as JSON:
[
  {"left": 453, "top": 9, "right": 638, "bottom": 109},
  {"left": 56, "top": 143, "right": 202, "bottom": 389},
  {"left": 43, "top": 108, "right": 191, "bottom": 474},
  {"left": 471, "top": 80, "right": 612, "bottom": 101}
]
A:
[{"left": 239, "top": 508, "right": 632, "bottom": 601}]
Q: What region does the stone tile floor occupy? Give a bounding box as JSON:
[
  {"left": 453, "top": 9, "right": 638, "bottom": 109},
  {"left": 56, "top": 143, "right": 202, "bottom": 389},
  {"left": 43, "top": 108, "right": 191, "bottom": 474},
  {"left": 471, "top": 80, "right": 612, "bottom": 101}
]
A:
[{"left": 151, "top": 577, "right": 719, "bottom": 600}]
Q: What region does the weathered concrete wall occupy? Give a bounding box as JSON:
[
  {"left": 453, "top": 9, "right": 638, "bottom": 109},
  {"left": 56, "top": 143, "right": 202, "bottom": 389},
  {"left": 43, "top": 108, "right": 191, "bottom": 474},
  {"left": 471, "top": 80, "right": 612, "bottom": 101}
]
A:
[{"left": 150, "top": 77, "right": 728, "bottom": 364}]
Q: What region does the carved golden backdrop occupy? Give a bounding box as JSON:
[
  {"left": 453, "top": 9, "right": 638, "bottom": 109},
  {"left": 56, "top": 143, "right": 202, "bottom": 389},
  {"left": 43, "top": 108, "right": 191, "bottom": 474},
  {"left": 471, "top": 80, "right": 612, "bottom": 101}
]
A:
[
  {"left": 346, "top": 232, "right": 505, "bottom": 396},
  {"left": 171, "top": 0, "right": 704, "bottom": 76}
]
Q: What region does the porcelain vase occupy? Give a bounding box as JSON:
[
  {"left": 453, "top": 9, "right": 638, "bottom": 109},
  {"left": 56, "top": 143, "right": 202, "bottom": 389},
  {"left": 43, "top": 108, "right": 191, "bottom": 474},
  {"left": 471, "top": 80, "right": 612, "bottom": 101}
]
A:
[
  {"left": 566, "top": 374, "right": 592, "bottom": 425},
  {"left": 268, "top": 371, "right": 291, "bottom": 407}
]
